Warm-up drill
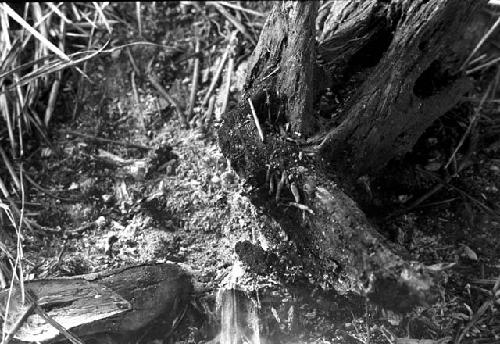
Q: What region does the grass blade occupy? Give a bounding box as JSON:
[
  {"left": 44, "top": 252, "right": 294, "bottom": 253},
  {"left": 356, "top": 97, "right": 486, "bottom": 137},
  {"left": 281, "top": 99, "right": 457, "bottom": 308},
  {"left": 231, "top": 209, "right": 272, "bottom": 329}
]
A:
[{"left": 0, "top": 3, "right": 71, "bottom": 62}]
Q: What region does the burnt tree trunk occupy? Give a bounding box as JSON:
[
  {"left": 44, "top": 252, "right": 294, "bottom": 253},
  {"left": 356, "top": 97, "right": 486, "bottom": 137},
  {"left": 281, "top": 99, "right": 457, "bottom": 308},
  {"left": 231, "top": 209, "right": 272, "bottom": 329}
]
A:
[
  {"left": 219, "top": 0, "right": 486, "bottom": 311},
  {"left": 317, "top": 0, "right": 477, "bottom": 177}
]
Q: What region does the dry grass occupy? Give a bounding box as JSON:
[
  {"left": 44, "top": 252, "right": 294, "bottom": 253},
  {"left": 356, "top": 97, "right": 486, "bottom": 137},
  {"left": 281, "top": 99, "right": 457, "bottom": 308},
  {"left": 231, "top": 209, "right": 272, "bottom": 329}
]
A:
[
  {"left": 0, "top": 3, "right": 114, "bottom": 224},
  {"left": 0, "top": 3, "right": 117, "bottom": 342}
]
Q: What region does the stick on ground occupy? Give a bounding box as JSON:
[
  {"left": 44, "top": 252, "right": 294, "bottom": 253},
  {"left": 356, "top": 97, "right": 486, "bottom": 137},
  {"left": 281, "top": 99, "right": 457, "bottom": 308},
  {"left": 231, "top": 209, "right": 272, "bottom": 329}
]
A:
[
  {"left": 147, "top": 73, "right": 187, "bottom": 127},
  {"left": 201, "top": 47, "right": 229, "bottom": 108},
  {"left": 186, "top": 35, "right": 200, "bottom": 121},
  {"left": 248, "top": 97, "right": 264, "bottom": 142},
  {"left": 61, "top": 129, "right": 151, "bottom": 150}
]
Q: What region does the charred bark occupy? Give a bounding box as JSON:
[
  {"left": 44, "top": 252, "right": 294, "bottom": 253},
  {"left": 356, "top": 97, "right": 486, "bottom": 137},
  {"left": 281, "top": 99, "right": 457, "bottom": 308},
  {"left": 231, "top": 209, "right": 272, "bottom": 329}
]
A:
[
  {"left": 220, "top": 103, "right": 435, "bottom": 312},
  {"left": 218, "top": 0, "right": 486, "bottom": 311}
]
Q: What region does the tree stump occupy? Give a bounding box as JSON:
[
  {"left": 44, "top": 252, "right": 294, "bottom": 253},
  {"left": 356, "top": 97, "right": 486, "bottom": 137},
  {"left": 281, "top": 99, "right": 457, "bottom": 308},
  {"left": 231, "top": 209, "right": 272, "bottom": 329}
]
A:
[{"left": 218, "top": 0, "right": 487, "bottom": 311}]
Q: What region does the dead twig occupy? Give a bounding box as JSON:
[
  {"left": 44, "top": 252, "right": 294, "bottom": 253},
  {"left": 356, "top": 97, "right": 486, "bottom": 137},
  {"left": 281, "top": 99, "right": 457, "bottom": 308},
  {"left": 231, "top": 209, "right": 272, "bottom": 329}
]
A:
[
  {"left": 0, "top": 177, "right": 32, "bottom": 232},
  {"left": 187, "top": 35, "right": 201, "bottom": 121},
  {"left": 386, "top": 127, "right": 477, "bottom": 220},
  {"left": 0, "top": 86, "right": 16, "bottom": 155},
  {"left": 216, "top": 1, "right": 266, "bottom": 18},
  {"left": 417, "top": 167, "right": 499, "bottom": 219},
  {"left": 26, "top": 291, "right": 85, "bottom": 344},
  {"left": 47, "top": 239, "right": 67, "bottom": 275},
  {"left": 126, "top": 47, "right": 141, "bottom": 76},
  {"left": 201, "top": 46, "right": 229, "bottom": 108},
  {"left": 44, "top": 75, "right": 62, "bottom": 128},
  {"left": 44, "top": 7, "right": 66, "bottom": 127},
  {"left": 411, "top": 197, "right": 458, "bottom": 209},
  {"left": 96, "top": 149, "right": 138, "bottom": 166},
  {"left": 147, "top": 72, "right": 187, "bottom": 127},
  {"left": 218, "top": 32, "right": 237, "bottom": 120},
  {"left": 248, "top": 98, "right": 264, "bottom": 142},
  {"left": 461, "top": 14, "right": 500, "bottom": 70},
  {"left": 66, "top": 222, "right": 96, "bottom": 237},
  {"left": 22, "top": 172, "right": 77, "bottom": 202},
  {"left": 444, "top": 81, "right": 493, "bottom": 169},
  {"left": 397, "top": 338, "right": 451, "bottom": 344},
  {"left": 163, "top": 303, "right": 189, "bottom": 341},
  {"left": 131, "top": 70, "right": 139, "bottom": 104},
  {"left": 378, "top": 325, "right": 396, "bottom": 344},
  {"left": 0, "top": 147, "right": 21, "bottom": 191},
  {"left": 73, "top": 3, "right": 100, "bottom": 120},
  {"left": 135, "top": 1, "right": 142, "bottom": 36},
  {"left": 219, "top": 55, "right": 234, "bottom": 119},
  {"left": 209, "top": 2, "right": 256, "bottom": 45},
  {"left": 472, "top": 277, "right": 500, "bottom": 286},
  {"left": 386, "top": 80, "right": 493, "bottom": 220},
  {"left": 61, "top": 129, "right": 152, "bottom": 150},
  {"left": 1, "top": 300, "right": 36, "bottom": 344},
  {"left": 1, "top": 3, "right": 71, "bottom": 62},
  {"left": 455, "top": 298, "right": 495, "bottom": 344},
  {"left": 188, "top": 114, "right": 200, "bottom": 129},
  {"left": 203, "top": 95, "right": 216, "bottom": 128},
  {"left": 0, "top": 266, "right": 7, "bottom": 290},
  {"left": 236, "top": 3, "right": 258, "bottom": 43},
  {"left": 287, "top": 202, "right": 314, "bottom": 214},
  {"left": 466, "top": 55, "right": 500, "bottom": 75}
]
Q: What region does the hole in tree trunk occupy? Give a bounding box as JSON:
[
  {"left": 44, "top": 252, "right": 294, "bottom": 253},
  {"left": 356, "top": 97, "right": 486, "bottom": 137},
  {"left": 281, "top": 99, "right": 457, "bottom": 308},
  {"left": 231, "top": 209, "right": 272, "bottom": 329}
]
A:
[
  {"left": 347, "top": 26, "right": 394, "bottom": 71},
  {"left": 413, "top": 59, "right": 456, "bottom": 98}
]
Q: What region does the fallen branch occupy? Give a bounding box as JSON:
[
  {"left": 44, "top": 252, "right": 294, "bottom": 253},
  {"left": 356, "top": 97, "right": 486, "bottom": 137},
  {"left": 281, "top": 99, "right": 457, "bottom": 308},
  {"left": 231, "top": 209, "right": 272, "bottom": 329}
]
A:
[
  {"left": 0, "top": 264, "right": 192, "bottom": 343},
  {"left": 147, "top": 72, "right": 187, "bottom": 127}
]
